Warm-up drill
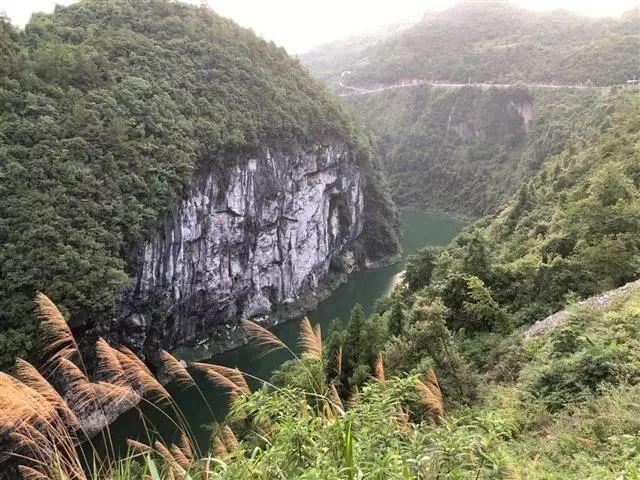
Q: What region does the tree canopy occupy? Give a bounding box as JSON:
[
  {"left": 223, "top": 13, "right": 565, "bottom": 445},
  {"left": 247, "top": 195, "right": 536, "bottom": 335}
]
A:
[{"left": 303, "top": 3, "right": 640, "bottom": 89}]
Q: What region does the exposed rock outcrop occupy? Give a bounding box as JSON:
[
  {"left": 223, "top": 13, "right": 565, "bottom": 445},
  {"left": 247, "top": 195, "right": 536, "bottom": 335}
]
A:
[
  {"left": 510, "top": 99, "right": 533, "bottom": 129},
  {"left": 524, "top": 279, "right": 640, "bottom": 339},
  {"left": 115, "top": 142, "right": 365, "bottom": 356}
]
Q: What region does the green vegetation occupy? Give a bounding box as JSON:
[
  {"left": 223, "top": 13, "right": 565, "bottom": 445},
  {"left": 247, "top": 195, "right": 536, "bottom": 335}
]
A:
[
  {"left": 351, "top": 87, "right": 640, "bottom": 378},
  {"left": 303, "top": 3, "right": 639, "bottom": 217},
  {"left": 298, "top": 21, "right": 410, "bottom": 87},
  {"left": 304, "top": 3, "right": 639, "bottom": 89},
  {"left": 2, "top": 91, "right": 639, "bottom": 474},
  {"left": 290, "top": 86, "right": 640, "bottom": 477},
  {"left": 4, "top": 276, "right": 640, "bottom": 478},
  {"left": 348, "top": 85, "right": 621, "bottom": 216},
  {"left": 0, "top": 0, "right": 399, "bottom": 370},
  {"left": 2, "top": 2, "right": 640, "bottom": 479}
]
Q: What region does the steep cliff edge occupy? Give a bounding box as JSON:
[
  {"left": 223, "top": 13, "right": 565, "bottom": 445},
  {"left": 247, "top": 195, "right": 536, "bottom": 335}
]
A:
[
  {"left": 116, "top": 142, "right": 367, "bottom": 354},
  {"left": 0, "top": 0, "right": 400, "bottom": 369}
]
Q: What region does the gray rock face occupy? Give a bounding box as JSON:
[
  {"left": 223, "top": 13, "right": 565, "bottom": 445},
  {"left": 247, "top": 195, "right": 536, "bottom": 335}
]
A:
[
  {"left": 118, "top": 142, "right": 364, "bottom": 353},
  {"left": 524, "top": 279, "right": 640, "bottom": 339},
  {"left": 510, "top": 99, "right": 534, "bottom": 130}
]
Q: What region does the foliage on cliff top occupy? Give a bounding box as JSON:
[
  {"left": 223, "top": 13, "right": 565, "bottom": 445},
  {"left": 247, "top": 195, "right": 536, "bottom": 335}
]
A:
[
  {"left": 303, "top": 3, "right": 640, "bottom": 88},
  {"left": 0, "top": 0, "right": 398, "bottom": 370}
]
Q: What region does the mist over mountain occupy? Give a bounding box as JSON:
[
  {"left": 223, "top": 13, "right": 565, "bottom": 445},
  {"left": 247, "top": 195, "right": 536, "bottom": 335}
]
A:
[
  {"left": 303, "top": 3, "right": 640, "bottom": 217},
  {"left": 303, "top": 3, "right": 639, "bottom": 89}
]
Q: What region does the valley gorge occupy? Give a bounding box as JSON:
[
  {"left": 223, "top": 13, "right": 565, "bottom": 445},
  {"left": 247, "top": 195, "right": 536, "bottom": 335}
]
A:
[
  {"left": 1, "top": 1, "right": 639, "bottom": 478},
  {"left": 344, "top": 86, "right": 599, "bottom": 216}
]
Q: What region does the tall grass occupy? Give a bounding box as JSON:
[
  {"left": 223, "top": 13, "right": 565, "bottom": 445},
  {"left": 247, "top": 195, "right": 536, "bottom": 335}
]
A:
[{"left": 1, "top": 294, "right": 453, "bottom": 479}]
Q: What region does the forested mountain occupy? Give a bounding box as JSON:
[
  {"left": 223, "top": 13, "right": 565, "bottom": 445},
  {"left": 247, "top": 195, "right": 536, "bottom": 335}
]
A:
[
  {"left": 348, "top": 86, "right": 610, "bottom": 216},
  {"left": 0, "top": 0, "right": 399, "bottom": 370},
  {"left": 298, "top": 86, "right": 640, "bottom": 479},
  {"left": 303, "top": 3, "right": 640, "bottom": 90},
  {"left": 302, "top": 4, "right": 640, "bottom": 217},
  {"left": 298, "top": 20, "right": 413, "bottom": 87},
  {"left": 388, "top": 88, "right": 640, "bottom": 339}
]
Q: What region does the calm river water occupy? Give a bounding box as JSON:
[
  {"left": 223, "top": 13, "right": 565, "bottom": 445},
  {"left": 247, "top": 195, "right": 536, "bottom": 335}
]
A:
[{"left": 105, "top": 211, "right": 463, "bottom": 453}]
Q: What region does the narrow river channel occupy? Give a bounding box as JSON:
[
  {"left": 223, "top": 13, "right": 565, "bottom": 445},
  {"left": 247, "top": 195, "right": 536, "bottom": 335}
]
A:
[{"left": 105, "top": 210, "right": 463, "bottom": 453}]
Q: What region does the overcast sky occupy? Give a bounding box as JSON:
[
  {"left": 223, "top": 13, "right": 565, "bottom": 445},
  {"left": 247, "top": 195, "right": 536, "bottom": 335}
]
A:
[{"left": 2, "top": 0, "right": 638, "bottom": 53}]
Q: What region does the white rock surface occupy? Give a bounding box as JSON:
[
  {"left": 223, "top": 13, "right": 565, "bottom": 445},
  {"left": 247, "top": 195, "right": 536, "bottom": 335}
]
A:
[{"left": 120, "top": 143, "right": 364, "bottom": 350}]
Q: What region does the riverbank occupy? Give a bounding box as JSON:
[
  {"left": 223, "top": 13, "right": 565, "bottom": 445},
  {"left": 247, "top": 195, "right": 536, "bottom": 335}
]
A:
[{"left": 170, "top": 251, "right": 401, "bottom": 363}]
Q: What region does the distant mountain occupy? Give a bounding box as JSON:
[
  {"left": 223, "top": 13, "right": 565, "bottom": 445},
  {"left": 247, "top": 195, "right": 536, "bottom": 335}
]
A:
[
  {"left": 299, "top": 20, "right": 415, "bottom": 87},
  {"left": 304, "top": 4, "right": 640, "bottom": 90}
]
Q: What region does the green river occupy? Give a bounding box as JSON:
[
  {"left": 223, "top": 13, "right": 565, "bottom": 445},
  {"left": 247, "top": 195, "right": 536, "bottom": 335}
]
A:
[{"left": 105, "top": 211, "right": 463, "bottom": 452}]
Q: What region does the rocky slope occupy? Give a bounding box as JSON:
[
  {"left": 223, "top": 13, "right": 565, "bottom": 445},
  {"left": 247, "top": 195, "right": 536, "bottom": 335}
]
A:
[
  {"left": 115, "top": 142, "right": 366, "bottom": 355},
  {"left": 524, "top": 279, "right": 640, "bottom": 339}
]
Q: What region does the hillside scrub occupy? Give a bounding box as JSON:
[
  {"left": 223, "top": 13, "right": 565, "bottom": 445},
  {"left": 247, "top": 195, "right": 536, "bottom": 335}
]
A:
[{"left": 3, "top": 277, "right": 640, "bottom": 478}]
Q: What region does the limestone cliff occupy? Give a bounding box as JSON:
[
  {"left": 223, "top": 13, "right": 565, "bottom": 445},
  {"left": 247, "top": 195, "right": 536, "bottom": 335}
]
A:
[{"left": 115, "top": 142, "right": 365, "bottom": 355}]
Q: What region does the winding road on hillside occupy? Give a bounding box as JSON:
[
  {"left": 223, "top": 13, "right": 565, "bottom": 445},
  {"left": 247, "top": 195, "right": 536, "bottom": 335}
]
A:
[{"left": 338, "top": 70, "right": 611, "bottom": 96}]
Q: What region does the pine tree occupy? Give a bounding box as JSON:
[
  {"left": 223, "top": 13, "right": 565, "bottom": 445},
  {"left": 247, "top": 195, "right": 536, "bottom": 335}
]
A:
[
  {"left": 387, "top": 301, "right": 405, "bottom": 336},
  {"left": 404, "top": 247, "right": 439, "bottom": 292},
  {"left": 324, "top": 318, "right": 345, "bottom": 384},
  {"left": 462, "top": 232, "right": 490, "bottom": 279},
  {"left": 339, "top": 304, "right": 368, "bottom": 392}
]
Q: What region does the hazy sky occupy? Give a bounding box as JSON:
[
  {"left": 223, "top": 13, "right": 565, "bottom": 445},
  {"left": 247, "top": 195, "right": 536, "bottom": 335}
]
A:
[{"left": 2, "top": 0, "right": 638, "bottom": 53}]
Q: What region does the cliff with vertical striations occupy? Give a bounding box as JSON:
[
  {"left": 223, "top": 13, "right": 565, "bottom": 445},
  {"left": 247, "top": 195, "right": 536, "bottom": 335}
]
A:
[{"left": 115, "top": 142, "right": 366, "bottom": 356}]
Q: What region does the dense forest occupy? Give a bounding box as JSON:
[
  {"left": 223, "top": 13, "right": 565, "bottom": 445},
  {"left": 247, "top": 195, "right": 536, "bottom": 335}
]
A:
[
  {"left": 302, "top": 3, "right": 639, "bottom": 89},
  {"left": 0, "top": 0, "right": 399, "bottom": 371},
  {"left": 333, "top": 87, "right": 640, "bottom": 394},
  {"left": 348, "top": 86, "right": 613, "bottom": 216}
]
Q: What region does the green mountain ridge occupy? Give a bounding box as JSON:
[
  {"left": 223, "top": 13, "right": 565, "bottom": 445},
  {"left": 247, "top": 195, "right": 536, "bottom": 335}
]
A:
[
  {"left": 288, "top": 8, "right": 640, "bottom": 475},
  {"left": 244, "top": 84, "right": 639, "bottom": 479},
  {"left": 303, "top": 3, "right": 640, "bottom": 90},
  {"left": 303, "top": 3, "right": 639, "bottom": 217},
  {"left": 0, "top": 0, "right": 399, "bottom": 370}
]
